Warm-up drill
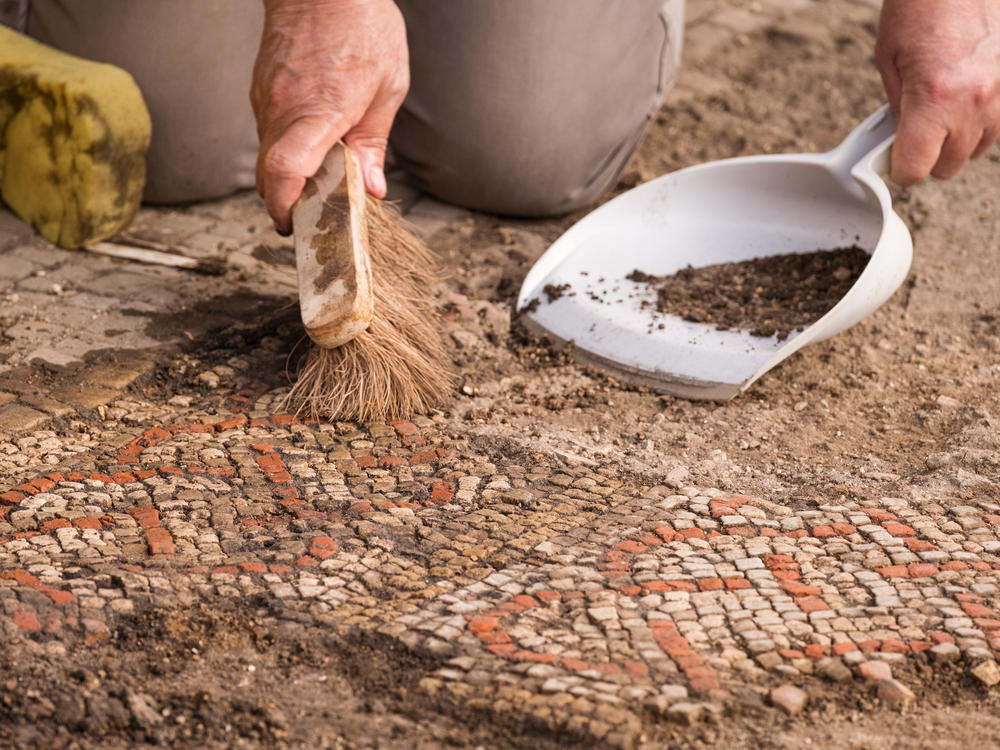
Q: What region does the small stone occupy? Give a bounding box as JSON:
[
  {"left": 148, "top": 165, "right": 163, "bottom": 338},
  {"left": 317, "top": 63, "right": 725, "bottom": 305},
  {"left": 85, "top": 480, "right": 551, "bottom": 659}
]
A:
[
  {"left": 665, "top": 466, "right": 690, "bottom": 487},
  {"left": 541, "top": 678, "right": 574, "bottom": 693},
  {"left": 769, "top": 684, "right": 808, "bottom": 716},
  {"left": 126, "top": 692, "right": 162, "bottom": 728},
  {"left": 816, "top": 657, "right": 852, "bottom": 683},
  {"left": 970, "top": 660, "right": 1000, "bottom": 687},
  {"left": 856, "top": 660, "right": 892, "bottom": 682},
  {"left": 877, "top": 678, "right": 915, "bottom": 709},
  {"left": 197, "top": 371, "right": 221, "bottom": 388},
  {"left": 842, "top": 650, "right": 865, "bottom": 666},
  {"left": 450, "top": 330, "right": 479, "bottom": 349},
  {"left": 752, "top": 650, "right": 782, "bottom": 669},
  {"left": 588, "top": 606, "right": 617, "bottom": 622},
  {"left": 666, "top": 702, "right": 704, "bottom": 725},
  {"left": 873, "top": 652, "right": 906, "bottom": 664},
  {"left": 965, "top": 647, "right": 995, "bottom": 663},
  {"left": 418, "top": 677, "right": 443, "bottom": 696},
  {"left": 928, "top": 643, "right": 960, "bottom": 664},
  {"left": 659, "top": 685, "right": 688, "bottom": 702}
]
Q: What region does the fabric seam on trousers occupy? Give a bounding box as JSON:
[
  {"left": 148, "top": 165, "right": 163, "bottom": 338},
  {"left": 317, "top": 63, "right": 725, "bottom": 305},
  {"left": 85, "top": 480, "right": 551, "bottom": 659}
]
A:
[
  {"left": 581, "top": 4, "right": 676, "bottom": 195},
  {"left": 656, "top": 9, "right": 670, "bottom": 96},
  {"left": 16, "top": 0, "right": 29, "bottom": 31}
]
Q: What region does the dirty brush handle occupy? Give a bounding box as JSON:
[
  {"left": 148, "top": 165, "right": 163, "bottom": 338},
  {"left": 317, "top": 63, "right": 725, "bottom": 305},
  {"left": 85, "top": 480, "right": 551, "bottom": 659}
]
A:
[{"left": 292, "top": 143, "right": 374, "bottom": 349}]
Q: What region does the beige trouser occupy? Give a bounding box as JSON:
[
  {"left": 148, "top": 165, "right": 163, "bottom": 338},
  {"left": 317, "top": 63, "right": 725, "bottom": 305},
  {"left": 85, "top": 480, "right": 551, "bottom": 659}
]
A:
[{"left": 22, "top": 0, "right": 684, "bottom": 216}]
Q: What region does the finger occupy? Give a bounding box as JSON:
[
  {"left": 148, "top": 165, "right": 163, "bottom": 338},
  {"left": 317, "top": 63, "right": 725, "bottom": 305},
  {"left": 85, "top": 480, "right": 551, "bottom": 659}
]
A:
[
  {"left": 930, "top": 126, "right": 981, "bottom": 179},
  {"left": 891, "top": 97, "right": 948, "bottom": 186},
  {"left": 259, "top": 113, "right": 349, "bottom": 233},
  {"left": 972, "top": 124, "right": 1000, "bottom": 159}
]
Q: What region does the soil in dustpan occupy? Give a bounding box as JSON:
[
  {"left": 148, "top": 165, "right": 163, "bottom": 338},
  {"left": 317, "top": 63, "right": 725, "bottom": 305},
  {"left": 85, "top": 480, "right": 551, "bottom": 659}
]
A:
[{"left": 627, "top": 245, "right": 870, "bottom": 340}]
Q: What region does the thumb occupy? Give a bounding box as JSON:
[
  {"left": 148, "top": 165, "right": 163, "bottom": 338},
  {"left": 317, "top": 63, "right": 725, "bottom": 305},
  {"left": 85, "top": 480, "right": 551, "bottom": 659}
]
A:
[
  {"left": 346, "top": 133, "right": 390, "bottom": 198},
  {"left": 259, "top": 113, "right": 349, "bottom": 233}
]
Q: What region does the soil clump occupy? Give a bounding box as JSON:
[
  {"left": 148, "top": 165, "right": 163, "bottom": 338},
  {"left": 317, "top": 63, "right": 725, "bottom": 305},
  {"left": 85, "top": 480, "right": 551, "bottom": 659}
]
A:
[{"left": 628, "top": 246, "right": 869, "bottom": 339}]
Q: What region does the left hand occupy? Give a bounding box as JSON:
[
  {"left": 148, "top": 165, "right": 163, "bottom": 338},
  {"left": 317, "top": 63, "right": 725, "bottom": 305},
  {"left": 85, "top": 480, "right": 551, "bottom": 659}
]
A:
[{"left": 875, "top": 0, "right": 1000, "bottom": 186}]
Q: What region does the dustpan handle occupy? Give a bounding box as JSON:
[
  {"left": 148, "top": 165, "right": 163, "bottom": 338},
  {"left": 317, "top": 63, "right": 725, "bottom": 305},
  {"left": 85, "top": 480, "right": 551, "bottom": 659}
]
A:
[{"left": 826, "top": 105, "right": 896, "bottom": 178}]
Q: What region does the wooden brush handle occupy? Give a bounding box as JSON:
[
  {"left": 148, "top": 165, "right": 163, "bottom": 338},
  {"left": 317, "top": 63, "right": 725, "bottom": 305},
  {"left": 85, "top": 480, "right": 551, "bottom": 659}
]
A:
[{"left": 292, "top": 143, "right": 373, "bottom": 348}]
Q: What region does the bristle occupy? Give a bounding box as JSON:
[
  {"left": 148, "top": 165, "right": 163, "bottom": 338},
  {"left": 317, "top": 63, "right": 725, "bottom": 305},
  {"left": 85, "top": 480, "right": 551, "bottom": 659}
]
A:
[{"left": 279, "top": 196, "right": 453, "bottom": 421}]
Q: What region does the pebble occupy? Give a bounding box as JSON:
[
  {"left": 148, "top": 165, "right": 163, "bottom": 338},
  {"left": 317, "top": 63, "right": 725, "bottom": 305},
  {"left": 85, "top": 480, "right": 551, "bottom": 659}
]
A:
[
  {"left": 876, "top": 678, "right": 915, "bottom": 709},
  {"left": 197, "top": 371, "right": 221, "bottom": 388},
  {"left": 770, "top": 684, "right": 808, "bottom": 716},
  {"left": 126, "top": 692, "right": 162, "bottom": 728},
  {"left": 756, "top": 651, "right": 783, "bottom": 669},
  {"left": 928, "top": 643, "right": 960, "bottom": 664},
  {"left": 450, "top": 330, "right": 480, "bottom": 349},
  {"left": 856, "top": 661, "right": 893, "bottom": 682},
  {"left": 665, "top": 702, "right": 704, "bottom": 725},
  {"left": 970, "top": 660, "right": 1000, "bottom": 687},
  {"left": 816, "top": 657, "right": 852, "bottom": 683},
  {"left": 660, "top": 685, "right": 689, "bottom": 701}
]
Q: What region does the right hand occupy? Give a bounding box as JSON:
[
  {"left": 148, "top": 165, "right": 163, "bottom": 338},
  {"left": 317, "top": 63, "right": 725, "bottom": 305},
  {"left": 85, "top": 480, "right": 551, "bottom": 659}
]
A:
[
  {"left": 875, "top": 0, "right": 1000, "bottom": 186},
  {"left": 251, "top": 0, "right": 409, "bottom": 234}
]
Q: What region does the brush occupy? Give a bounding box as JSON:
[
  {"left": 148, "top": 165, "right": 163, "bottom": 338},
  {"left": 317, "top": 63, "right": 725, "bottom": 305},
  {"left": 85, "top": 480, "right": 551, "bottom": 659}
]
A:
[{"left": 279, "top": 143, "right": 452, "bottom": 421}]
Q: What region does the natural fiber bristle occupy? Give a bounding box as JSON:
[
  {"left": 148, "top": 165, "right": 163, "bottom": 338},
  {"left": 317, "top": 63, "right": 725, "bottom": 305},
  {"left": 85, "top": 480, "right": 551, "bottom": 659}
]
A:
[{"left": 280, "top": 196, "right": 453, "bottom": 421}]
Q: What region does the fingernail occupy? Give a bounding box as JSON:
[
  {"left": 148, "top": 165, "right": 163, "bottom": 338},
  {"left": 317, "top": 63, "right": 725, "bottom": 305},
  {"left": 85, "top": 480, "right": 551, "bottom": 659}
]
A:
[{"left": 368, "top": 165, "right": 387, "bottom": 197}]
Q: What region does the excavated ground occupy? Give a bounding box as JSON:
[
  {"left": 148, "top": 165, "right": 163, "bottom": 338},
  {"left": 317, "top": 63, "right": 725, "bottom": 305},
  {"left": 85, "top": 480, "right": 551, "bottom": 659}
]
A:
[{"left": 2, "top": 1, "right": 999, "bottom": 747}]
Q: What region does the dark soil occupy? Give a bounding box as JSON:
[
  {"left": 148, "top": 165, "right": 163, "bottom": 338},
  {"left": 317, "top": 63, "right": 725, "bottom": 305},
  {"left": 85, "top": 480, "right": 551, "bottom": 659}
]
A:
[
  {"left": 543, "top": 282, "right": 573, "bottom": 303},
  {"left": 0, "top": 604, "right": 580, "bottom": 750},
  {"left": 627, "top": 246, "right": 870, "bottom": 340}
]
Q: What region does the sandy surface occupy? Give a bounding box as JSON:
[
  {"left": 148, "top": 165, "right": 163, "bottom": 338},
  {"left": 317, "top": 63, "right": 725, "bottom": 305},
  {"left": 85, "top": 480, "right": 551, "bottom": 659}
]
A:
[{"left": 448, "top": 0, "right": 1000, "bottom": 517}]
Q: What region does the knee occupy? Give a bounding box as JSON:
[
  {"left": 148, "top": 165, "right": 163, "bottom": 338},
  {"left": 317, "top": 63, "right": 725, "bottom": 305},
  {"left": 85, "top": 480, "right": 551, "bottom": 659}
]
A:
[
  {"left": 391, "top": 109, "right": 649, "bottom": 218},
  {"left": 389, "top": 0, "right": 675, "bottom": 216}
]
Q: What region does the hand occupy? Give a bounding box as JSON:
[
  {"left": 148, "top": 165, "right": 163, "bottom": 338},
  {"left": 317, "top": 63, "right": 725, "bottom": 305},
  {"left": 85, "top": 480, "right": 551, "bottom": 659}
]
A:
[
  {"left": 875, "top": 0, "right": 1000, "bottom": 186},
  {"left": 251, "top": 0, "right": 409, "bottom": 233}
]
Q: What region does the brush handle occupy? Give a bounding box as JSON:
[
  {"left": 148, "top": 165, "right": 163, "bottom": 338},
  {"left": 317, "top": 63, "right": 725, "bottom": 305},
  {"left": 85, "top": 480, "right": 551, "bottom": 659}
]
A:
[{"left": 292, "top": 143, "right": 374, "bottom": 348}]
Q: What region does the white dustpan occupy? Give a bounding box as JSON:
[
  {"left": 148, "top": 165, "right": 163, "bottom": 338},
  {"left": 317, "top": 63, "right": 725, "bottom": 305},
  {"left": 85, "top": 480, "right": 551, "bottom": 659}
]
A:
[{"left": 516, "top": 106, "right": 912, "bottom": 399}]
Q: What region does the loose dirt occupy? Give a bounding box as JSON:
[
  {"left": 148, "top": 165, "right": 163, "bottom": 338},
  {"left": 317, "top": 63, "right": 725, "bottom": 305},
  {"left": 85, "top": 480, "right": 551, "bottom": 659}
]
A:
[
  {"left": 418, "top": 0, "right": 1000, "bottom": 745},
  {"left": 1, "top": 604, "right": 572, "bottom": 750},
  {"left": 626, "top": 246, "right": 870, "bottom": 340},
  {"left": 435, "top": 0, "right": 1000, "bottom": 515}
]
